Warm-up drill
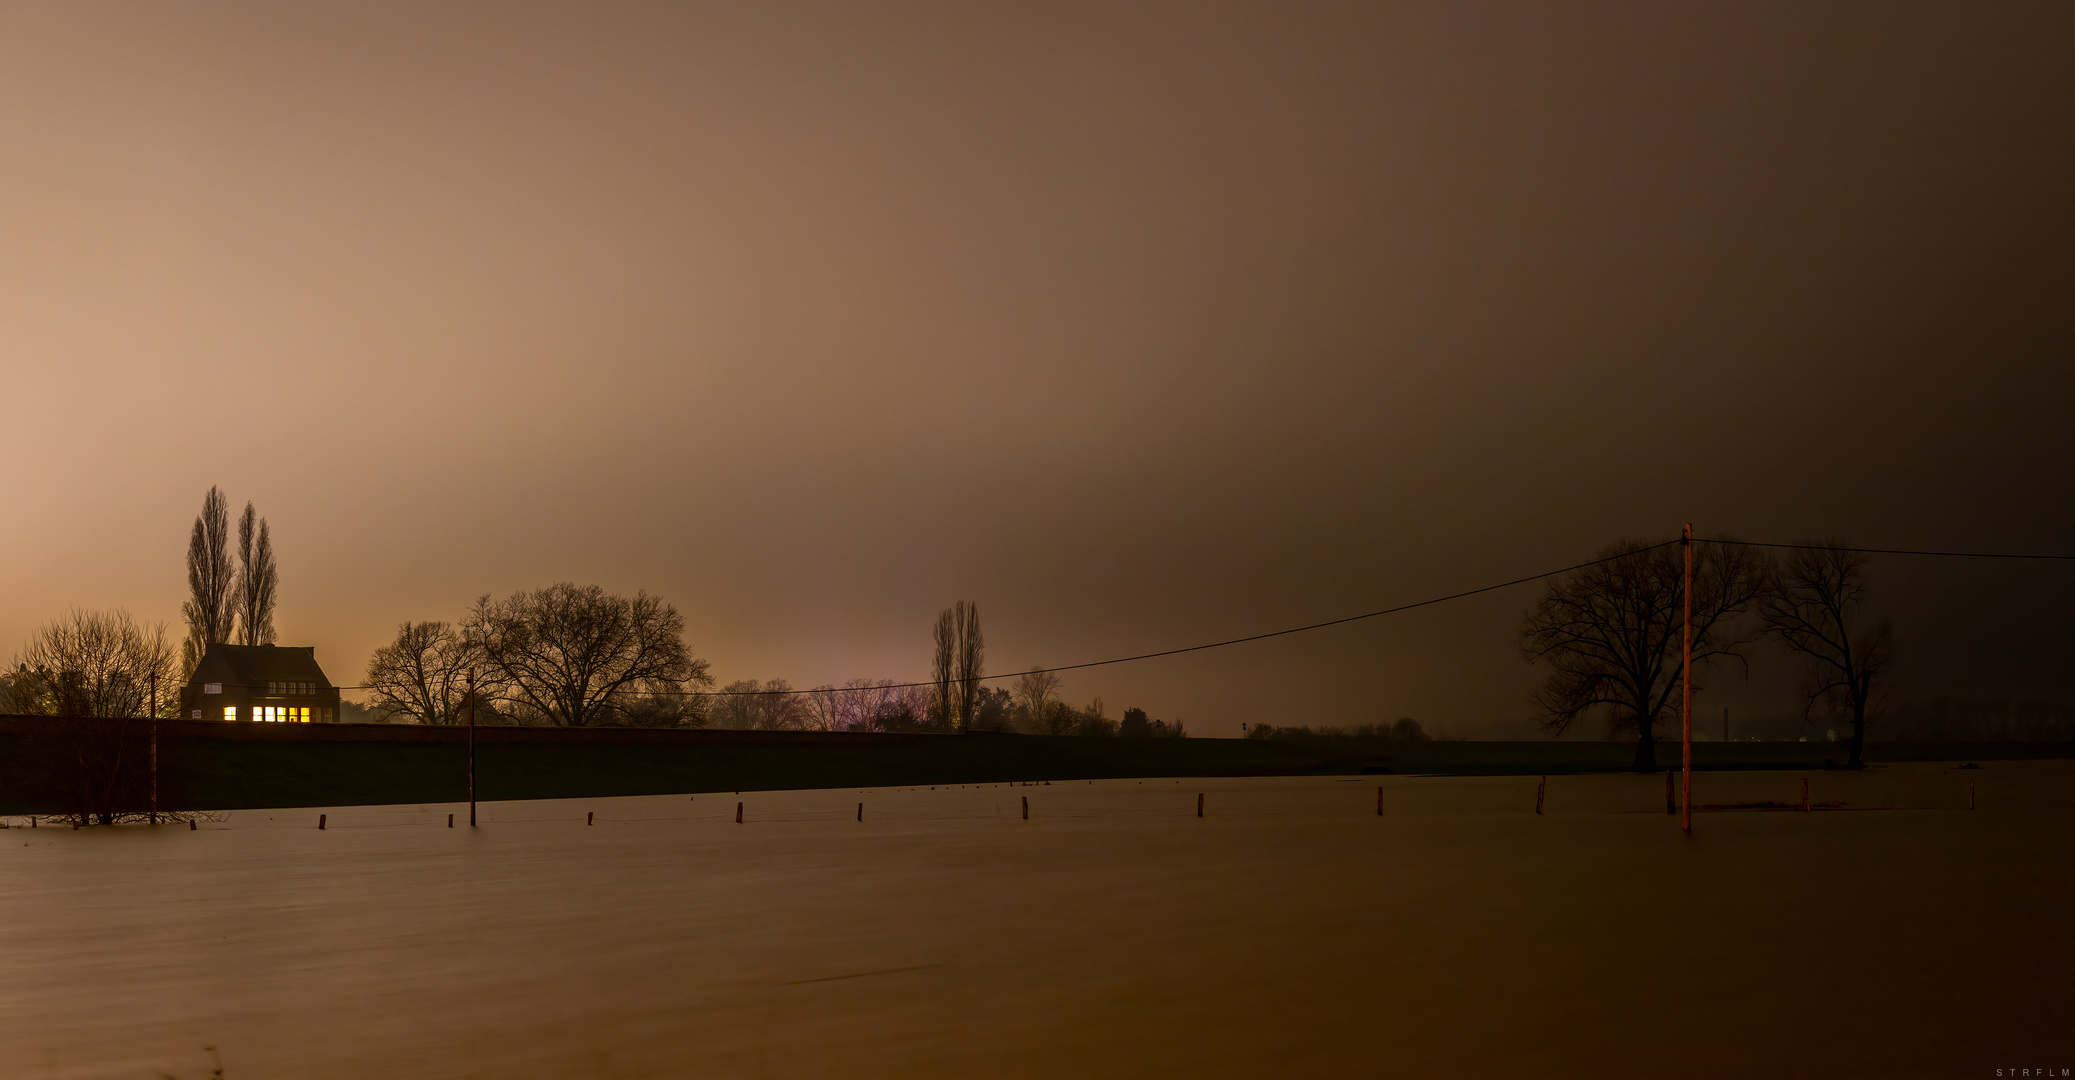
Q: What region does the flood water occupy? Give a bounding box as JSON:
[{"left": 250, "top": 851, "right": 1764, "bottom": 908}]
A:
[{"left": 3, "top": 762, "right": 2071, "bottom": 1079}]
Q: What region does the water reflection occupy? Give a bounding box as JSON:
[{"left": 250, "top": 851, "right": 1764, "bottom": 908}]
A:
[{"left": 2, "top": 764, "right": 2069, "bottom": 1078}]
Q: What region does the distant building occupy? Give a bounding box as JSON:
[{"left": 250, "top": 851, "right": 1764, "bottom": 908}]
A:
[{"left": 180, "top": 644, "right": 342, "bottom": 723}]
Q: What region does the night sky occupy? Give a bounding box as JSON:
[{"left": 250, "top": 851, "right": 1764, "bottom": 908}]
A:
[{"left": 5, "top": 3, "right": 2071, "bottom": 736}]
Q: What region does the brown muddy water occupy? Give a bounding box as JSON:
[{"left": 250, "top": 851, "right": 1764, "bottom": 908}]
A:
[{"left": 3, "top": 763, "right": 2070, "bottom": 1079}]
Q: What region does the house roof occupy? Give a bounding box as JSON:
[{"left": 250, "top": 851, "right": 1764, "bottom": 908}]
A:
[{"left": 188, "top": 644, "right": 334, "bottom": 689}]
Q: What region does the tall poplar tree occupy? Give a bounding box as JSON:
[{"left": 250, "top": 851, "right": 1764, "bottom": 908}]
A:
[
  {"left": 930, "top": 601, "right": 984, "bottom": 732},
  {"left": 180, "top": 486, "right": 236, "bottom": 676},
  {"left": 234, "top": 502, "right": 279, "bottom": 646}
]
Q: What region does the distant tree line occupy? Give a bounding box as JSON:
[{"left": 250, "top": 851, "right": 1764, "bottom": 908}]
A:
[
  {"left": 1246, "top": 718, "right": 1428, "bottom": 745},
  {"left": 696, "top": 604, "right": 1184, "bottom": 737}
]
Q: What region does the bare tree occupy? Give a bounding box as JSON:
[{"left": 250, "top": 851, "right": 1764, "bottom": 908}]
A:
[
  {"left": 10, "top": 610, "right": 179, "bottom": 824},
  {"left": 1522, "top": 538, "right": 1768, "bottom": 771},
  {"left": 931, "top": 601, "right": 984, "bottom": 732},
  {"left": 803, "top": 678, "right": 933, "bottom": 731},
  {"left": 1011, "top": 668, "right": 1063, "bottom": 733},
  {"left": 363, "top": 621, "right": 484, "bottom": 725},
  {"left": 710, "top": 678, "right": 812, "bottom": 730},
  {"left": 180, "top": 486, "right": 236, "bottom": 677},
  {"left": 466, "top": 583, "right": 711, "bottom": 727},
  {"left": 932, "top": 610, "right": 955, "bottom": 728},
  {"left": 803, "top": 684, "right": 852, "bottom": 732},
  {"left": 954, "top": 602, "right": 983, "bottom": 734},
  {"left": 12, "top": 609, "right": 178, "bottom": 719},
  {"left": 1760, "top": 543, "right": 1894, "bottom": 769},
  {"left": 233, "top": 502, "right": 279, "bottom": 646}
]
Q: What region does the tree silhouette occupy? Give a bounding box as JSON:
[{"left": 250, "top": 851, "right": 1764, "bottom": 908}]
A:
[
  {"left": 1522, "top": 538, "right": 1768, "bottom": 771},
  {"left": 466, "top": 583, "right": 710, "bottom": 727},
  {"left": 931, "top": 601, "right": 985, "bottom": 732},
  {"left": 1760, "top": 543, "right": 1894, "bottom": 769},
  {"left": 9, "top": 609, "right": 178, "bottom": 824},
  {"left": 233, "top": 502, "right": 278, "bottom": 646},
  {"left": 180, "top": 487, "right": 235, "bottom": 676},
  {"left": 363, "top": 621, "right": 483, "bottom": 726}
]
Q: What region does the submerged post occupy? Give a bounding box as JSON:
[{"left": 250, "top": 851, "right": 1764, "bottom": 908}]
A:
[
  {"left": 1197, "top": 792, "right": 1204, "bottom": 818},
  {"left": 1681, "top": 521, "right": 1694, "bottom": 834},
  {"left": 1376, "top": 785, "right": 1384, "bottom": 817},
  {"left": 1801, "top": 778, "right": 1810, "bottom": 812},
  {"left": 857, "top": 802, "right": 863, "bottom": 822},
  {"left": 1536, "top": 776, "right": 1546, "bottom": 815},
  {"left": 318, "top": 813, "right": 326, "bottom": 830},
  {"left": 735, "top": 801, "right": 744, "bottom": 824},
  {"left": 1021, "top": 796, "right": 1028, "bottom": 820}
]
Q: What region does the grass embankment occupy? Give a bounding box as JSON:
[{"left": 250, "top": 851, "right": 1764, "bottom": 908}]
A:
[
  {"left": 2, "top": 717, "right": 2066, "bottom": 814},
  {"left": 0, "top": 721, "right": 1359, "bottom": 814}
]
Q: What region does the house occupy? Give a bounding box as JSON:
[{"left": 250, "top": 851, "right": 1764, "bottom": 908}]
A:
[{"left": 181, "top": 643, "right": 343, "bottom": 723}]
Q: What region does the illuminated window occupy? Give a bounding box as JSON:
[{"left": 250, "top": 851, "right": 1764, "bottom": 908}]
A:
[{"left": 224, "top": 706, "right": 238, "bottom": 722}]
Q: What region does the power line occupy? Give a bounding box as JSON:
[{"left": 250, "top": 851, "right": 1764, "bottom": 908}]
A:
[
  {"left": 300, "top": 534, "right": 2071, "bottom": 703},
  {"left": 1695, "top": 537, "right": 2075, "bottom": 561},
  {"left": 666, "top": 539, "right": 1684, "bottom": 696},
  {"left": 300, "top": 543, "right": 1668, "bottom": 699}
]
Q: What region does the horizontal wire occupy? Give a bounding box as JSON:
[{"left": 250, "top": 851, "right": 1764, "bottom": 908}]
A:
[
  {"left": 197, "top": 534, "right": 2073, "bottom": 705},
  {"left": 667, "top": 538, "right": 1686, "bottom": 697},
  {"left": 1694, "top": 537, "right": 2075, "bottom": 560},
  {"left": 211, "top": 541, "right": 1679, "bottom": 699}
]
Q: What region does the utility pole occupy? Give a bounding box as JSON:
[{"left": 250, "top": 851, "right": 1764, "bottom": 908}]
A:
[
  {"left": 149, "top": 672, "right": 159, "bottom": 825},
  {"left": 1682, "top": 522, "right": 1694, "bottom": 834},
  {"left": 467, "top": 666, "right": 477, "bottom": 828}
]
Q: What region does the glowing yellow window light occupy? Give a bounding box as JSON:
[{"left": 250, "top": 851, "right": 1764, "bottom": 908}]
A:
[{"left": 224, "top": 706, "right": 237, "bottom": 722}]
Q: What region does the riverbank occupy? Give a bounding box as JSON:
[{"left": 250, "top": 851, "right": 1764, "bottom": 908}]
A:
[{"left": 1, "top": 715, "right": 2068, "bottom": 814}]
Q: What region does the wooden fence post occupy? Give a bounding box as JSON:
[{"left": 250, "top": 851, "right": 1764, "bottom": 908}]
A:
[
  {"left": 318, "top": 814, "right": 326, "bottom": 831},
  {"left": 735, "top": 801, "right": 744, "bottom": 824}
]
